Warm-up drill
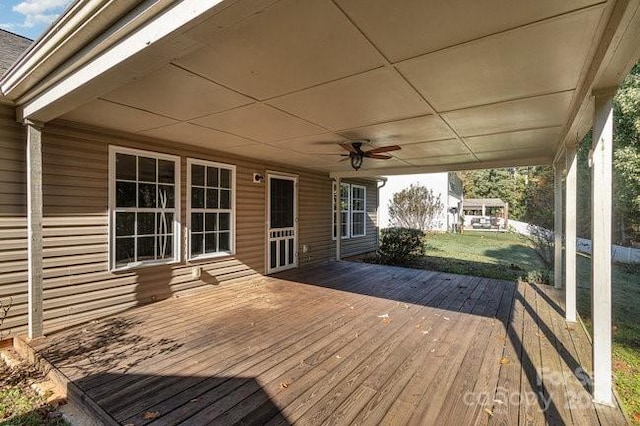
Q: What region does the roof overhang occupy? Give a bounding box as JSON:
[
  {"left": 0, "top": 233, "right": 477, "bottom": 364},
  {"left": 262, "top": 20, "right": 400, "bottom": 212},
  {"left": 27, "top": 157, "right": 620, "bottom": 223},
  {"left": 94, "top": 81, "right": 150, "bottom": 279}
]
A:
[{"left": 2, "top": 0, "right": 639, "bottom": 177}]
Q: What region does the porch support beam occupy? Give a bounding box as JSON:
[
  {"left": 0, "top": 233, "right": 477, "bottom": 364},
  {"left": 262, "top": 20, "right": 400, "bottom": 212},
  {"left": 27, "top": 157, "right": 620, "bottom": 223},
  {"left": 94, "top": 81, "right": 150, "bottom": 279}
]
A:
[
  {"left": 591, "top": 88, "right": 615, "bottom": 406},
  {"left": 26, "top": 120, "right": 44, "bottom": 339},
  {"left": 336, "top": 177, "right": 341, "bottom": 261},
  {"left": 553, "top": 161, "right": 563, "bottom": 289},
  {"left": 565, "top": 144, "right": 578, "bottom": 322}
]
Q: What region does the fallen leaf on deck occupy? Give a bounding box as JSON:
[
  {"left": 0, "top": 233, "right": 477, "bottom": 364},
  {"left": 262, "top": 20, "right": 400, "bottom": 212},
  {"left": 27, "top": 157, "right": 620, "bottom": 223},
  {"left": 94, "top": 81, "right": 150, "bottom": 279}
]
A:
[
  {"left": 336, "top": 355, "right": 342, "bottom": 359},
  {"left": 280, "top": 382, "right": 288, "bottom": 389},
  {"left": 377, "top": 313, "right": 389, "bottom": 319},
  {"left": 382, "top": 318, "right": 391, "bottom": 324},
  {"left": 443, "top": 317, "right": 450, "bottom": 321},
  {"left": 190, "top": 399, "right": 198, "bottom": 403},
  {"left": 493, "top": 399, "right": 505, "bottom": 405},
  {"left": 500, "top": 357, "right": 510, "bottom": 365},
  {"left": 484, "top": 408, "right": 494, "bottom": 416},
  {"left": 415, "top": 324, "right": 421, "bottom": 329},
  {"left": 142, "top": 411, "right": 160, "bottom": 420}
]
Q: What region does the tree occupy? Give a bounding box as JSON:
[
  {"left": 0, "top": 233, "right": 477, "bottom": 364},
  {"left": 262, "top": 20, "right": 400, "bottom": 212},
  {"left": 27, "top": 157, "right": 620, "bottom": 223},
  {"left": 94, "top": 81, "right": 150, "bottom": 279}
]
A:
[
  {"left": 575, "top": 61, "right": 640, "bottom": 244},
  {"left": 388, "top": 184, "right": 444, "bottom": 231},
  {"left": 612, "top": 62, "right": 640, "bottom": 244},
  {"left": 521, "top": 166, "right": 555, "bottom": 230},
  {"left": 461, "top": 168, "right": 528, "bottom": 219}
]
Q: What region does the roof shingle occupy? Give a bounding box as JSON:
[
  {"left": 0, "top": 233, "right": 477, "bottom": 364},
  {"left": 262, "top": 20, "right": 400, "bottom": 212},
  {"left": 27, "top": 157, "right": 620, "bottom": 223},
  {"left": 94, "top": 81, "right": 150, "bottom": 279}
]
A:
[{"left": 0, "top": 29, "right": 32, "bottom": 79}]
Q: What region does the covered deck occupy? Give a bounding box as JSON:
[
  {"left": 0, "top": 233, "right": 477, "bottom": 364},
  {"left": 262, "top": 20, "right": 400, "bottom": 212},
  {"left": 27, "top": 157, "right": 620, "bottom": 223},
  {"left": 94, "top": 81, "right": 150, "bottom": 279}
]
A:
[{"left": 18, "top": 262, "right": 626, "bottom": 425}]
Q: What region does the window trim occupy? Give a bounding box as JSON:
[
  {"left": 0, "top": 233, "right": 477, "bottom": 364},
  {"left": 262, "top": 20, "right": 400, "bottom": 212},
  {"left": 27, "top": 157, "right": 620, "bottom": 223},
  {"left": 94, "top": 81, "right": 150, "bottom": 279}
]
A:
[
  {"left": 108, "top": 145, "right": 181, "bottom": 272},
  {"left": 186, "top": 157, "right": 237, "bottom": 261},
  {"left": 332, "top": 181, "right": 351, "bottom": 240},
  {"left": 350, "top": 184, "right": 367, "bottom": 238}
]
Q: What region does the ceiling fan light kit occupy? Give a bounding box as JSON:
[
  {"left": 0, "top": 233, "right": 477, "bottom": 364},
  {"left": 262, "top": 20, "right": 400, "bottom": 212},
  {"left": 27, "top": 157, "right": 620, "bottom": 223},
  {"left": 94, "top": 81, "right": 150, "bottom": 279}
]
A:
[{"left": 338, "top": 140, "right": 401, "bottom": 171}]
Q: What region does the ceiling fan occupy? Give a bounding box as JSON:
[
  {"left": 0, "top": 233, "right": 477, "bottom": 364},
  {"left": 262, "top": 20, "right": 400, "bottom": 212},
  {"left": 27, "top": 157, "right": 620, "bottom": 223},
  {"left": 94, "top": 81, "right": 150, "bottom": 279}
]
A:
[{"left": 339, "top": 141, "right": 401, "bottom": 171}]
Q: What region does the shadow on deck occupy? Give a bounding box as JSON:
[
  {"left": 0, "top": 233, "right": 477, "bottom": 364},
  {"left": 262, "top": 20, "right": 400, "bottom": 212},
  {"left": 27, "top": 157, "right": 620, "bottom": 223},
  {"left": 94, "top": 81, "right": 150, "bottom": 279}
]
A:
[{"left": 16, "top": 261, "right": 627, "bottom": 425}]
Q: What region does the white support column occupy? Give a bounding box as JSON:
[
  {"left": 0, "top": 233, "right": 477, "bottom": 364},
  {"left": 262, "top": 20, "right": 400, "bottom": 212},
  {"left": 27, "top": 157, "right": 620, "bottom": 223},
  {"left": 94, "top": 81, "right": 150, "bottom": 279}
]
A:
[
  {"left": 554, "top": 162, "right": 563, "bottom": 289},
  {"left": 335, "top": 177, "right": 341, "bottom": 261},
  {"left": 591, "top": 89, "right": 615, "bottom": 406},
  {"left": 26, "top": 120, "right": 44, "bottom": 339},
  {"left": 565, "top": 144, "right": 578, "bottom": 322}
]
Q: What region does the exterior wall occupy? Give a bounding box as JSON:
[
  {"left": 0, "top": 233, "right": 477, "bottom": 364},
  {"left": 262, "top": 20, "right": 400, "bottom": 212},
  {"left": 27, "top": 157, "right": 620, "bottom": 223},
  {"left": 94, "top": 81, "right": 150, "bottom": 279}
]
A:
[
  {"left": 0, "top": 113, "right": 378, "bottom": 336},
  {"left": 0, "top": 104, "right": 27, "bottom": 336},
  {"left": 379, "top": 173, "right": 461, "bottom": 231},
  {"left": 340, "top": 178, "right": 379, "bottom": 258}
]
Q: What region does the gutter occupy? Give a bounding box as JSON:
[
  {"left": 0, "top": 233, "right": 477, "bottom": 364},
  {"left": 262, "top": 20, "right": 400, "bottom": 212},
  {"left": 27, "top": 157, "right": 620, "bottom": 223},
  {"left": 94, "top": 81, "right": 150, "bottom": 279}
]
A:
[
  {"left": 0, "top": 0, "right": 172, "bottom": 103},
  {"left": 1, "top": 0, "right": 115, "bottom": 98}
]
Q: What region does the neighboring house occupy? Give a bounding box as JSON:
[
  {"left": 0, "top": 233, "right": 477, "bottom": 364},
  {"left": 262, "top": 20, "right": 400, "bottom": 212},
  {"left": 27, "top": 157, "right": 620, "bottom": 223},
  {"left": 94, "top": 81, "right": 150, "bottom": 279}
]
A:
[{"left": 379, "top": 172, "right": 463, "bottom": 232}]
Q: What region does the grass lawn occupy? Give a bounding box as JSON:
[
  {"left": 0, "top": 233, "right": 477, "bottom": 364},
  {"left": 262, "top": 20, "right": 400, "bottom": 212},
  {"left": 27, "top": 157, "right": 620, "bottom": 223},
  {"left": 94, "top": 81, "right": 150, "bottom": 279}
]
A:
[
  {"left": 576, "top": 257, "right": 640, "bottom": 424},
  {"left": 0, "top": 354, "right": 68, "bottom": 426},
  {"left": 420, "top": 230, "right": 549, "bottom": 282},
  {"left": 365, "top": 230, "right": 639, "bottom": 424}
]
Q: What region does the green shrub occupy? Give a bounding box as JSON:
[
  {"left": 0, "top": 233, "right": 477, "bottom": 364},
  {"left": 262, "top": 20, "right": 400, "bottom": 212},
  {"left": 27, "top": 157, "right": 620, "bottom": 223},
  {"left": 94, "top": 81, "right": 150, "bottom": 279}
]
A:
[
  {"left": 379, "top": 227, "right": 426, "bottom": 264},
  {"left": 522, "top": 269, "right": 550, "bottom": 285}
]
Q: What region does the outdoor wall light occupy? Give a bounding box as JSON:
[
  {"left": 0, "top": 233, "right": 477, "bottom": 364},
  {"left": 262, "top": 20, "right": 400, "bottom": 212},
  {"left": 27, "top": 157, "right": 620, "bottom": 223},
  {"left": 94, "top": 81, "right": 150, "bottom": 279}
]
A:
[{"left": 253, "top": 173, "right": 264, "bottom": 183}]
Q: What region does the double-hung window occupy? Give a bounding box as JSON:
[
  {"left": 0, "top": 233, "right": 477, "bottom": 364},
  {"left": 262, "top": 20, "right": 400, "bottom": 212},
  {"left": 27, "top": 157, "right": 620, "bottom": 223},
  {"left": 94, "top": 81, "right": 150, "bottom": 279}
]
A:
[
  {"left": 188, "top": 159, "right": 235, "bottom": 259},
  {"left": 332, "top": 182, "right": 366, "bottom": 239},
  {"left": 110, "top": 146, "right": 180, "bottom": 270},
  {"left": 332, "top": 182, "right": 350, "bottom": 239},
  {"left": 351, "top": 185, "right": 366, "bottom": 237}
]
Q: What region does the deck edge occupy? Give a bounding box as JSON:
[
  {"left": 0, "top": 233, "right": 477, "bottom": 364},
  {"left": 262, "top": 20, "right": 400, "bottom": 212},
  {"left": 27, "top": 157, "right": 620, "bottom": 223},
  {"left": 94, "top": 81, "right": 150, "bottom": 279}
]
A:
[{"left": 13, "top": 334, "right": 120, "bottom": 426}]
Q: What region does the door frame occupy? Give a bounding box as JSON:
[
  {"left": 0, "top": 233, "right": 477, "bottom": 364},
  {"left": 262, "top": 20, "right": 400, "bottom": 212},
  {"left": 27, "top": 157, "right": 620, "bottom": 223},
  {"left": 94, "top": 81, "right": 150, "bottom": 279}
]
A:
[{"left": 265, "top": 172, "right": 298, "bottom": 274}]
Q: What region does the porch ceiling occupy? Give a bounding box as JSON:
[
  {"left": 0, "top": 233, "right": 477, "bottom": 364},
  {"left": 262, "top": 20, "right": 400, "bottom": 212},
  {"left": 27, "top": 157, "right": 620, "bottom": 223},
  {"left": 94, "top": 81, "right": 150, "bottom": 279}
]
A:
[{"left": 37, "top": 0, "right": 631, "bottom": 174}]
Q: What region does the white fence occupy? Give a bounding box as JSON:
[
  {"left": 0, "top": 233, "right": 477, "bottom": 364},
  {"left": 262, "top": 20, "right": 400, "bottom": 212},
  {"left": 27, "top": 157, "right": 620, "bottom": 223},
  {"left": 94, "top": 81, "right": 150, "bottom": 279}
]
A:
[{"left": 508, "top": 220, "right": 640, "bottom": 264}]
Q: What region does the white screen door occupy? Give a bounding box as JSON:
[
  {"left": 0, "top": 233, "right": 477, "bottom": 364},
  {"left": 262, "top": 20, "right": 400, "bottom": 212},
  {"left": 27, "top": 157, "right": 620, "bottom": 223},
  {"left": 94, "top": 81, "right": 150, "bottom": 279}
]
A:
[{"left": 267, "top": 174, "right": 298, "bottom": 273}]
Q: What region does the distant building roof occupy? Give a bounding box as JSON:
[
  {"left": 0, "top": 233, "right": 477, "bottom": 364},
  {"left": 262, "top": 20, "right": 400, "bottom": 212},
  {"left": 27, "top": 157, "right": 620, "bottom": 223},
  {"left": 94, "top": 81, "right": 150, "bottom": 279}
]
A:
[
  {"left": 0, "top": 29, "right": 32, "bottom": 79},
  {"left": 463, "top": 198, "right": 506, "bottom": 208}
]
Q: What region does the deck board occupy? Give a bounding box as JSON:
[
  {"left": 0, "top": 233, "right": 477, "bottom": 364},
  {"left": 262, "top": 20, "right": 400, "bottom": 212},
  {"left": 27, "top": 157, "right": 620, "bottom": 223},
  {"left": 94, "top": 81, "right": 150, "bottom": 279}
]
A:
[{"left": 23, "top": 261, "right": 626, "bottom": 425}]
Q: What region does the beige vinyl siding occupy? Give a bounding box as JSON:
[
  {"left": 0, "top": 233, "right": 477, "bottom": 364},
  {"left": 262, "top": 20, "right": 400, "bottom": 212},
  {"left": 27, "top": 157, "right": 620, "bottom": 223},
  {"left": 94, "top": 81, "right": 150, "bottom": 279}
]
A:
[
  {"left": 35, "top": 120, "right": 349, "bottom": 334},
  {"left": 0, "top": 104, "right": 28, "bottom": 337},
  {"left": 0, "top": 112, "right": 379, "bottom": 337},
  {"left": 298, "top": 173, "right": 334, "bottom": 265},
  {"left": 340, "top": 178, "right": 379, "bottom": 258}
]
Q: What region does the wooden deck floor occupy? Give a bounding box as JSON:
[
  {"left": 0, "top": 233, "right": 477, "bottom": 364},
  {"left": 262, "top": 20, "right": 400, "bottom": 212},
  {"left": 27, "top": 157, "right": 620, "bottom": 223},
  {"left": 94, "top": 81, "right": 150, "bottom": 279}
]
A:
[{"left": 23, "top": 262, "right": 626, "bottom": 425}]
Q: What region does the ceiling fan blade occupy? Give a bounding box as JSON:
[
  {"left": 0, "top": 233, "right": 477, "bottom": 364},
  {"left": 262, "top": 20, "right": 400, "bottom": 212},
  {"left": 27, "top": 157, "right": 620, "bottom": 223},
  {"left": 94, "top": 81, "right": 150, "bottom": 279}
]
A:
[
  {"left": 311, "top": 153, "right": 349, "bottom": 156},
  {"left": 366, "top": 154, "right": 392, "bottom": 160},
  {"left": 339, "top": 142, "right": 358, "bottom": 153},
  {"left": 366, "top": 145, "right": 401, "bottom": 154}
]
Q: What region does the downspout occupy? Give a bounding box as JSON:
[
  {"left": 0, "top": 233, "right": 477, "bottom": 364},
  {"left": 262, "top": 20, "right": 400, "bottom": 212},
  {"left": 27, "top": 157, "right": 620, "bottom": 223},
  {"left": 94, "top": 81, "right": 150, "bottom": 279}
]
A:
[
  {"left": 376, "top": 177, "right": 387, "bottom": 252},
  {"left": 377, "top": 177, "right": 388, "bottom": 190}
]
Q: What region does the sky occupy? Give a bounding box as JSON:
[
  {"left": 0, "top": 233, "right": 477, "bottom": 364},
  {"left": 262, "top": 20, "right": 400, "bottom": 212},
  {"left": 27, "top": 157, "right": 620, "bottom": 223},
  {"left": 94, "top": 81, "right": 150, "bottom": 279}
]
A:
[{"left": 0, "top": 0, "right": 73, "bottom": 40}]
